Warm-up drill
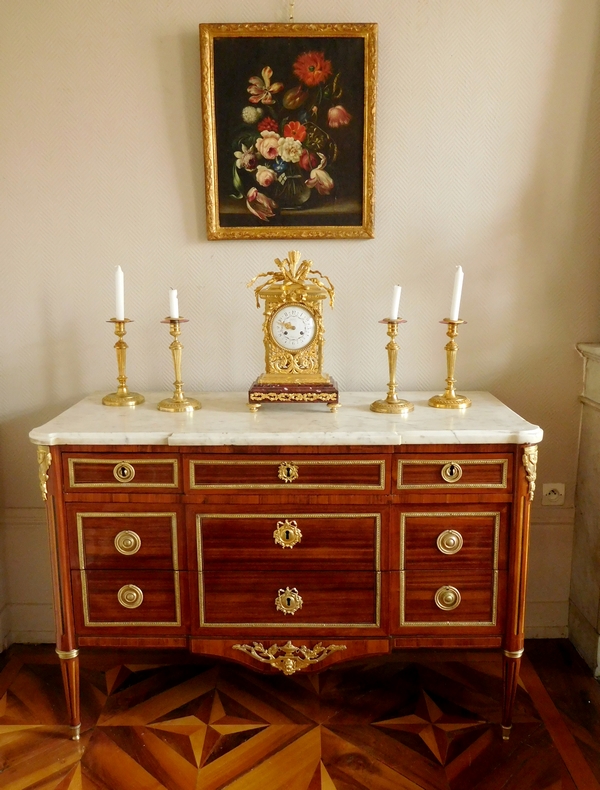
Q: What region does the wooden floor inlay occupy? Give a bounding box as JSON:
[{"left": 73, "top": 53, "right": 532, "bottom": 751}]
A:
[{"left": 0, "top": 647, "right": 595, "bottom": 789}]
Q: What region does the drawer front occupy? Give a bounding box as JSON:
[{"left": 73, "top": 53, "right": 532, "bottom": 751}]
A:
[
  {"left": 398, "top": 570, "right": 504, "bottom": 629},
  {"left": 196, "top": 512, "right": 381, "bottom": 572},
  {"left": 198, "top": 571, "right": 381, "bottom": 628},
  {"left": 75, "top": 570, "right": 183, "bottom": 628},
  {"left": 68, "top": 507, "right": 182, "bottom": 570},
  {"left": 396, "top": 455, "right": 510, "bottom": 491},
  {"left": 397, "top": 509, "right": 507, "bottom": 571},
  {"left": 64, "top": 454, "right": 180, "bottom": 491},
  {"left": 188, "top": 456, "right": 387, "bottom": 491}
]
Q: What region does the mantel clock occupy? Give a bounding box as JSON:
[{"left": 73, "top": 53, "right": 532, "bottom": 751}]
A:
[{"left": 247, "top": 251, "right": 339, "bottom": 411}]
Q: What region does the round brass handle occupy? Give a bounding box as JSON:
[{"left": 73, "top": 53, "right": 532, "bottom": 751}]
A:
[
  {"left": 114, "top": 530, "right": 142, "bottom": 555},
  {"left": 275, "top": 587, "right": 303, "bottom": 615},
  {"left": 436, "top": 530, "right": 463, "bottom": 555},
  {"left": 441, "top": 462, "right": 462, "bottom": 483},
  {"left": 113, "top": 462, "right": 136, "bottom": 483},
  {"left": 117, "top": 584, "right": 144, "bottom": 609},
  {"left": 434, "top": 585, "right": 461, "bottom": 611},
  {"left": 273, "top": 519, "right": 302, "bottom": 549},
  {"left": 278, "top": 462, "right": 299, "bottom": 484}
]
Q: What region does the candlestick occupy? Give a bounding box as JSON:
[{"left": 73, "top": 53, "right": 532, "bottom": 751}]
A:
[
  {"left": 449, "top": 265, "right": 464, "bottom": 322},
  {"left": 169, "top": 288, "right": 179, "bottom": 319},
  {"left": 102, "top": 318, "right": 145, "bottom": 407},
  {"left": 157, "top": 318, "right": 201, "bottom": 412},
  {"left": 115, "top": 266, "right": 125, "bottom": 322},
  {"left": 389, "top": 285, "right": 402, "bottom": 321},
  {"left": 428, "top": 318, "right": 471, "bottom": 409},
  {"left": 370, "top": 319, "right": 414, "bottom": 414}
]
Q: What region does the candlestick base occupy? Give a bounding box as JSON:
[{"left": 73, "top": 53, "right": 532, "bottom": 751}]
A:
[
  {"left": 157, "top": 395, "right": 201, "bottom": 413},
  {"left": 102, "top": 391, "right": 145, "bottom": 407},
  {"left": 370, "top": 397, "right": 414, "bottom": 414},
  {"left": 428, "top": 393, "right": 471, "bottom": 409}
]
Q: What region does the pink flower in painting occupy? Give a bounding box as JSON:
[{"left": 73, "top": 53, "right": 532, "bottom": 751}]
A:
[
  {"left": 299, "top": 149, "right": 318, "bottom": 171},
  {"left": 246, "top": 187, "right": 277, "bottom": 221},
  {"left": 255, "top": 165, "right": 276, "bottom": 187},
  {"left": 247, "top": 66, "right": 284, "bottom": 105},
  {"left": 255, "top": 131, "right": 281, "bottom": 160},
  {"left": 305, "top": 153, "right": 334, "bottom": 195},
  {"left": 234, "top": 144, "right": 257, "bottom": 171},
  {"left": 327, "top": 105, "right": 352, "bottom": 128}
]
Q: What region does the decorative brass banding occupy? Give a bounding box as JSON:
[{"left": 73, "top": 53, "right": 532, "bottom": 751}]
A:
[
  {"left": 523, "top": 445, "right": 538, "bottom": 501},
  {"left": 397, "top": 458, "right": 508, "bottom": 490},
  {"left": 278, "top": 462, "right": 299, "bottom": 483},
  {"left": 503, "top": 648, "right": 524, "bottom": 659},
  {"left": 113, "top": 461, "right": 136, "bottom": 483},
  {"left": 434, "top": 585, "right": 461, "bottom": 611},
  {"left": 117, "top": 584, "right": 144, "bottom": 609},
  {"left": 114, "top": 530, "right": 142, "bottom": 555},
  {"left": 55, "top": 648, "right": 79, "bottom": 660},
  {"left": 436, "top": 529, "right": 463, "bottom": 555},
  {"left": 232, "top": 641, "right": 347, "bottom": 675},
  {"left": 275, "top": 587, "right": 303, "bottom": 615},
  {"left": 273, "top": 519, "right": 302, "bottom": 548},
  {"left": 501, "top": 724, "right": 512, "bottom": 741},
  {"left": 441, "top": 462, "right": 463, "bottom": 483},
  {"left": 37, "top": 445, "right": 52, "bottom": 501},
  {"left": 70, "top": 724, "right": 81, "bottom": 741}
]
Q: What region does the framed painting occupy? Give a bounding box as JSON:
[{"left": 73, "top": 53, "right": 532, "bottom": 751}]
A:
[{"left": 200, "top": 23, "right": 377, "bottom": 240}]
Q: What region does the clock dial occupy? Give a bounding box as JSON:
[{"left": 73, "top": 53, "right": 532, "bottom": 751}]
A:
[{"left": 270, "top": 305, "right": 316, "bottom": 351}]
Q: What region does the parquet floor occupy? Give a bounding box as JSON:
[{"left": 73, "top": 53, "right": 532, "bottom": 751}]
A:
[{"left": 0, "top": 641, "right": 599, "bottom": 789}]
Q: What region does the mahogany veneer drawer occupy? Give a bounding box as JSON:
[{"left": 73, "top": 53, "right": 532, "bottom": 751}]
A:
[
  {"left": 64, "top": 454, "right": 180, "bottom": 492},
  {"left": 187, "top": 455, "right": 388, "bottom": 491},
  {"left": 73, "top": 570, "right": 185, "bottom": 630},
  {"left": 396, "top": 454, "right": 511, "bottom": 491},
  {"left": 397, "top": 570, "right": 505, "bottom": 630},
  {"left": 396, "top": 508, "right": 507, "bottom": 571},
  {"left": 68, "top": 506, "right": 183, "bottom": 570},
  {"left": 195, "top": 512, "right": 381, "bottom": 572},
  {"left": 197, "top": 571, "right": 381, "bottom": 628}
]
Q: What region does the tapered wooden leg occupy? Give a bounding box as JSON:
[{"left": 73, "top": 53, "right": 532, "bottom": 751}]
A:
[
  {"left": 57, "top": 649, "right": 80, "bottom": 740},
  {"left": 502, "top": 649, "right": 524, "bottom": 740}
]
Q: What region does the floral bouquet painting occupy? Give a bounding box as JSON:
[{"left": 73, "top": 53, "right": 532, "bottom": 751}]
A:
[{"left": 201, "top": 25, "right": 377, "bottom": 239}]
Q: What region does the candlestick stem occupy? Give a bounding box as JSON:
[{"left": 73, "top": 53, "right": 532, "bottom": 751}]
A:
[
  {"left": 370, "top": 319, "right": 413, "bottom": 414},
  {"left": 158, "top": 319, "right": 201, "bottom": 412},
  {"left": 102, "top": 319, "right": 145, "bottom": 407},
  {"left": 428, "top": 319, "right": 471, "bottom": 409}
]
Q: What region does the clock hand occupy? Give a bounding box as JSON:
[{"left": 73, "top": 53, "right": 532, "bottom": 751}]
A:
[{"left": 279, "top": 321, "right": 296, "bottom": 330}]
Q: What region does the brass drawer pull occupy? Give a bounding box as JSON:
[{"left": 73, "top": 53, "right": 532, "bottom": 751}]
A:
[
  {"left": 117, "top": 584, "right": 144, "bottom": 609},
  {"left": 441, "top": 462, "right": 462, "bottom": 483},
  {"left": 275, "top": 587, "right": 303, "bottom": 615},
  {"left": 278, "top": 462, "right": 299, "bottom": 483},
  {"left": 114, "top": 530, "right": 142, "bottom": 555},
  {"left": 434, "top": 585, "right": 461, "bottom": 611},
  {"left": 436, "top": 530, "right": 463, "bottom": 555},
  {"left": 113, "top": 462, "right": 136, "bottom": 483},
  {"left": 273, "top": 519, "right": 302, "bottom": 549}
]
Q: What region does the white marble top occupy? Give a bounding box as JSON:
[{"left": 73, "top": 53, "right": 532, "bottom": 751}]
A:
[{"left": 29, "top": 391, "right": 543, "bottom": 446}]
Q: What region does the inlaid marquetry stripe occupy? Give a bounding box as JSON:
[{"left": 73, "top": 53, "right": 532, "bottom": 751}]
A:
[
  {"left": 68, "top": 458, "right": 179, "bottom": 488},
  {"left": 189, "top": 459, "right": 386, "bottom": 490},
  {"left": 399, "top": 570, "right": 498, "bottom": 627},
  {"left": 397, "top": 458, "right": 508, "bottom": 489}
]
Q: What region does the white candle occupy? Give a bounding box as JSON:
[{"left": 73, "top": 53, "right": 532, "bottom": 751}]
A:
[
  {"left": 169, "top": 288, "right": 179, "bottom": 319},
  {"left": 389, "top": 284, "right": 402, "bottom": 320},
  {"left": 449, "top": 266, "right": 464, "bottom": 321},
  {"left": 115, "top": 266, "right": 125, "bottom": 321}
]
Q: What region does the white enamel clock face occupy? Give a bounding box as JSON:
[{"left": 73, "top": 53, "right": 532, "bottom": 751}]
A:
[{"left": 270, "top": 304, "right": 316, "bottom": 351}]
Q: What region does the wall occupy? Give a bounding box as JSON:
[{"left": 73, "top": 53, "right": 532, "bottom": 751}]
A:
[{"left": 1, "top": 0, "right": 600, "bottom": 646}]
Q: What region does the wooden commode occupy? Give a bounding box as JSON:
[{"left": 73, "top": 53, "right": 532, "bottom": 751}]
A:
[{"left": 30, "top": 391, "right": 542, "bottom": 741}]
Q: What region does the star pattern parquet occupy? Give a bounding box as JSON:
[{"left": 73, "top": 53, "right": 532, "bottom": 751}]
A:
[{"left": 0, "top": 647, "right": 591, "bottom": 789}]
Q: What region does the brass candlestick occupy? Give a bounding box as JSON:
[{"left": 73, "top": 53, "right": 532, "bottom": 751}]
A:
[
  {"left": 158, "top": 318, "right": 201, "bottom": 412},
  {"left": 428, "top": 318, "right": 471, "bottom": 409},
  {"left": 370, "top": 319, "right": 414, "bottom": 414},
  {"left": 102, "top": 319, "right": 145, "bottom": 407}
]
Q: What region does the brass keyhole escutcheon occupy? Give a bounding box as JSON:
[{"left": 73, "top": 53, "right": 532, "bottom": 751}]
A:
[
  {"left": 441, "top": 462, "right": 463, "bottom": 483},
  {"left": 434, "top": 585, "right": 461, "bottom": 611},
  {"left": 275, "top": 587, "right": 303, "bottom": 615},
  {"left": 113, "top": 462, "right": 136, "bottom": 483},
  {"left": 114, "top": 530, "right": 142, "bottom": 555},
  {"left": 117, "top": 584, "right": 144, "bottom": 609},
  {"left": 278, "top": 462, "right": 299, "bottom": 484},
  {"left": 273, "top": 519, "right": 302, "bottom": 549},
  {"left": 436, "top": 529, "right": 463, "bottom": 555}
]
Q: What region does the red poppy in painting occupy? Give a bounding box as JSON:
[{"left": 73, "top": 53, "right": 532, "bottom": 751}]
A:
[
  {"left": 283, "top": 121, "right": 307, "bottom": 142},
  {"left": 293, "top": 51, "right": 333, "bottom": 87}
]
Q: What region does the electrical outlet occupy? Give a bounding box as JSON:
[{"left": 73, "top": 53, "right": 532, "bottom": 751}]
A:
[{"left": 542, "top": 483, "right": 565, "bottom": 506}]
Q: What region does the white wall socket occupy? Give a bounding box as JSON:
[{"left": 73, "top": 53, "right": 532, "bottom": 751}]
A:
[{"left": 541, "top": 483, "right": 565, "bottom": 506}]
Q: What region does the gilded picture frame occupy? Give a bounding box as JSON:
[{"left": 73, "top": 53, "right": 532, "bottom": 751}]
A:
[{"left": 200, "top": 23, "right": 377, "bottom": 240}]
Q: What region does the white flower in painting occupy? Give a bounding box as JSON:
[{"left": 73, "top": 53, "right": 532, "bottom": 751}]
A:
[{"left": 278, "top": 137, "right": 303, "bottom": 163}]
